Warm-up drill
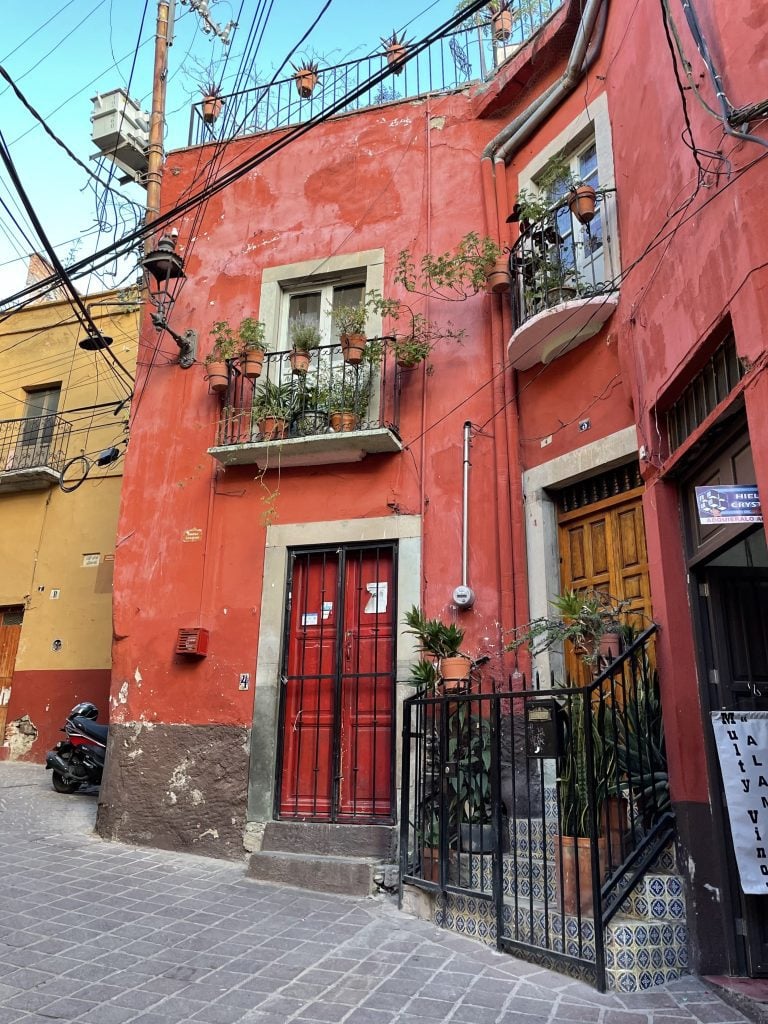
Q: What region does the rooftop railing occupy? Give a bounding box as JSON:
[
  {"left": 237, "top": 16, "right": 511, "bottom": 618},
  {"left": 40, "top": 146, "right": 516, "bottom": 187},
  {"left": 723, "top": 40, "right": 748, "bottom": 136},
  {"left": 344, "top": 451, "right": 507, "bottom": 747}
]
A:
[{"left": 188, "top": 2, "right": 564, "bottom": 147}]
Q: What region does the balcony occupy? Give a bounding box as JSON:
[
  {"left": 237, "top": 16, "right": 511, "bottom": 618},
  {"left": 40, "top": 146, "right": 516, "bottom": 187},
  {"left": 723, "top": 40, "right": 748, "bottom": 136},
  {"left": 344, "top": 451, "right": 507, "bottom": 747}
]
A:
[
  {"left": 188, "top": 2, "right": 564, "bottom": 148},
  {"left": 208, "top": 344, "right": 402, "bottom": 470},
  {"left": 0, "top": 415, "right": 71, "bottom": 492},
  {"left": 508, "top": 188, "right": 619, "bottom": 370}
]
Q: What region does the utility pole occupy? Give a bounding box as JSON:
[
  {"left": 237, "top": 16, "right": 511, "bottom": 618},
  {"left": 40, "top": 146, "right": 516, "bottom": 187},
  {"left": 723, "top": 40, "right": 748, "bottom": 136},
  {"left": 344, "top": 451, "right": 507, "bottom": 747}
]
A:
[{"left": 145, "top": 0, "right": 174, "bottom": 230}]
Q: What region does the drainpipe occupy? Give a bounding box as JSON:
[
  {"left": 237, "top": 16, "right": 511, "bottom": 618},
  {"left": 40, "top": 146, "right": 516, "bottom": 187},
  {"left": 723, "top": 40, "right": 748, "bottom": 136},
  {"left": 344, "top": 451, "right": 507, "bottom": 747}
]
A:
[
  {"left": 479, "top": 0, "right": 609, "bottom": 657},
  {"left": 453, "top": 422, "right": 476, "bottom": 610}
]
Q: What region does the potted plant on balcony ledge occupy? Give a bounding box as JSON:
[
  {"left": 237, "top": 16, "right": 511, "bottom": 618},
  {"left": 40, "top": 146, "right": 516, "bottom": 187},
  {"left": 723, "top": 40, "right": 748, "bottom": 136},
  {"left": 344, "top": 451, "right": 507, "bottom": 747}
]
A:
[
  {"left": 287, "top": 315, "right": 320, "bottom": 375},
  {"left": 206, "top": 321, "right": 240, "bottom": 393},
  {"left": 240, "top": 317, "right": 267, "bottom": 379},
  {"left": 252, "top": 379, "right": 295, "bottom": 441},
  {"left": 330, "top": 302, "right": 370, "bottom": 365}
]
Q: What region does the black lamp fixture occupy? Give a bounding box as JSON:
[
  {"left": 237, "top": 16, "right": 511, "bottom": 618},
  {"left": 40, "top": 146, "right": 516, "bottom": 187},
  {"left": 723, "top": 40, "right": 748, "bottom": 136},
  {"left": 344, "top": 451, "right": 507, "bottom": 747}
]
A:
[{"left": 141, "top": 229, "right": 197, "bottom": 369}]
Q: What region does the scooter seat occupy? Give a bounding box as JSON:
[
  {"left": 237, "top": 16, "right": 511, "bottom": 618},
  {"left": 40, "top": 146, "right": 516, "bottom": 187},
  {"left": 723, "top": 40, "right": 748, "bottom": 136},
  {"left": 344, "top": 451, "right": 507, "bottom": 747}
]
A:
[{"left": 72, "top": 717, "right": 108, "bottom": 744}]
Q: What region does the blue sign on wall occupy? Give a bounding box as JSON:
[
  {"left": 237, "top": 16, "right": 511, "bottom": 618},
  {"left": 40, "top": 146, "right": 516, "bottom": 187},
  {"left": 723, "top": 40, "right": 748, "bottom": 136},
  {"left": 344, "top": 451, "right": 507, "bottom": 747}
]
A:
[{"left": 695, "top": 484, "right": 763, "bottom": 525}]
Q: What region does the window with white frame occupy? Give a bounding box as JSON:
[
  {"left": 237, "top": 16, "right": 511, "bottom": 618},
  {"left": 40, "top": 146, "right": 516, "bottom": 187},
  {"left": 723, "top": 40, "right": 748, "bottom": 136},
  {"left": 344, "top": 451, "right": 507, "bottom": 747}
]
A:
[
  {"left": 280, "top": 277, "right": 366, "bottom": 349},
  {"left": 542, "top": 139, "right": 605, "bottom": 287}
]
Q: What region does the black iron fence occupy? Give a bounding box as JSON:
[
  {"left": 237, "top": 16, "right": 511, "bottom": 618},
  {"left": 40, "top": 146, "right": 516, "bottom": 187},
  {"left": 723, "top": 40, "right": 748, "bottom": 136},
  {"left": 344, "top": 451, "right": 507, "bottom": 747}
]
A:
[
  {"left": 0, "top": 414, "right": 71, "bottom": 474},
  {"left": 213, "top": 343, "right": 399, "bottom": 447},
  {"left": 399, "top": 626, "right": 674, "bottom": 990},
  {"left": 510, "top": 188, "right": 617, "bottom": 330},
  {"left": 189, "top": 3, "right": 563, "bottom": 147}
]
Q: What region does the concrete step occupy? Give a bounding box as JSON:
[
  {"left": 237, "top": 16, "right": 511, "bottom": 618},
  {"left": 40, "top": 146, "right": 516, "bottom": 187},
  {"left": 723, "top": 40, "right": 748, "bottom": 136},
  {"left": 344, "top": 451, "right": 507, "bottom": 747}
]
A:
[
  {"left": 247, "top": 849, "right": 384, "bottom": 896},
  {"left": 261, "top": 820, "right": 396, "bottom": 858}
]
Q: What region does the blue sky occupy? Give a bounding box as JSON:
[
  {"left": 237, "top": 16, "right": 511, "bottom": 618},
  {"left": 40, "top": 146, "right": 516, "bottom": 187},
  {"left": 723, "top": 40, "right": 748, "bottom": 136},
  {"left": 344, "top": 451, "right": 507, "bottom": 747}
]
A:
[{"left": 0, "top": 0, "right": 461, "bottom": 299}]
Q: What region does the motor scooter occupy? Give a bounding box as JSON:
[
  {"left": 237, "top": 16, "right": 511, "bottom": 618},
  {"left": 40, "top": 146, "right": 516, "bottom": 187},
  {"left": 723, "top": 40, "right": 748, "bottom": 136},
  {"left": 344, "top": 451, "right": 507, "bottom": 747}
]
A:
[{"left": 45, "top": 702, "right": 107, "bottom": 793}]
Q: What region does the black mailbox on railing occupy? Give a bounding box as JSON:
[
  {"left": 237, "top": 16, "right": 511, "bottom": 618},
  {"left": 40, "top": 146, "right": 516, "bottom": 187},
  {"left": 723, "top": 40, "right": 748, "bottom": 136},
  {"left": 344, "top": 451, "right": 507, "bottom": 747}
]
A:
[{"left": 525, "top": 697, "right": 565, "bottom": 758}]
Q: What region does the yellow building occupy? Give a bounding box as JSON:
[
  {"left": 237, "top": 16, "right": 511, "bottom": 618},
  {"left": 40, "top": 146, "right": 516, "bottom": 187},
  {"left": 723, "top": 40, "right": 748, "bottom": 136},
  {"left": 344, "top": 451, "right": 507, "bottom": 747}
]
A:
[{"left": 0, "top": 287, "right": 139, "bottom": 761}]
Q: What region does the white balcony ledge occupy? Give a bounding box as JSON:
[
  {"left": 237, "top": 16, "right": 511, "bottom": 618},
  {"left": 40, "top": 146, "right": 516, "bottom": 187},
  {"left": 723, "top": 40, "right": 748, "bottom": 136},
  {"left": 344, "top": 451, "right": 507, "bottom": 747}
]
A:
[
  {"left": 208, "top": 426, "right": 403, "bottom": 470},
  {"left": 508, "top": 292, "right": 619, "bottom": 371},
  {"left": 0, "top": 467, "right": 60, "bottom": 493}
]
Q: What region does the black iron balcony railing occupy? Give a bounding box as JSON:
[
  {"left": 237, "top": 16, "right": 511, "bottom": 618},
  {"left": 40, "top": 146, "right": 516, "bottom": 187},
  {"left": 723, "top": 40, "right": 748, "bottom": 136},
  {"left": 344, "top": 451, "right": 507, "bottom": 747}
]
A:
[
  {"left": 214, "top": 343, "right": 399, "bottom": 449},
  {"left": 0, "top": 414, "right": 71, "bottom": 476},
  {"left": 510, "top": 187, "right": 617, "bottom": 331},
  {"left": 189, "top": 2, "right": 563, "bottom": 147}
]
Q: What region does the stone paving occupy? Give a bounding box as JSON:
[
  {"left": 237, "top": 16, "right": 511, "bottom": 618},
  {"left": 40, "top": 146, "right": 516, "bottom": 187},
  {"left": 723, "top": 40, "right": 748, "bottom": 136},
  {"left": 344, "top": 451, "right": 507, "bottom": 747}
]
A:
[{"left": 0, "top": 763, "right": 749, "bottom": 1024}]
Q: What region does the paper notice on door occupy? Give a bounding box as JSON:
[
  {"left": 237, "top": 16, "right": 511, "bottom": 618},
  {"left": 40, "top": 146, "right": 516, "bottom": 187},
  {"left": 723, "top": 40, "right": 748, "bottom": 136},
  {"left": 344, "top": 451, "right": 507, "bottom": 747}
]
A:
[
  {"left": 322, "top": 602, "right": 333, "bottom": 620},
  {"left": 364, "top": 582, "right": 388, "bottom": 614},
  {"left": 301, "top": 612, "right": 318, "bottom": 626}
]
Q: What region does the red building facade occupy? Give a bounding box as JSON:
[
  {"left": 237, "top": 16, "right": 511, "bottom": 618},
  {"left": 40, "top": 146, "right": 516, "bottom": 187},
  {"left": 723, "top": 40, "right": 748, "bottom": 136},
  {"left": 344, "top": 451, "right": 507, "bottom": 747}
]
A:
[{"left": 97, "top": 0, "right": 768, "bottom": 981}]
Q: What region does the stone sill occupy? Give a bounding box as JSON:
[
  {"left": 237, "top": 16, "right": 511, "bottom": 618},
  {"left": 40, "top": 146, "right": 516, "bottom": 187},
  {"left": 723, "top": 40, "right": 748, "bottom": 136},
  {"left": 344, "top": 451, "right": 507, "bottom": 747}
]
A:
[{"left": 0, "top": 467, "right": 59, "bottom": 493}]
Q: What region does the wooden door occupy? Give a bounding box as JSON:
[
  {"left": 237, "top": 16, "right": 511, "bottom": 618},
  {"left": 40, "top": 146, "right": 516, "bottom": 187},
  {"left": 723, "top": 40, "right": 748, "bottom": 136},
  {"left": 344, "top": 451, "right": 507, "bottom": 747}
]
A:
[
  {"left": 558, "top": 488, "right": 651, "bottom": 680},
  {"left": 277, "top": 545, "right": 396, "bottom": 823},
  {"left": 0, "top": 607, "right": 24, "bottom": 741}
]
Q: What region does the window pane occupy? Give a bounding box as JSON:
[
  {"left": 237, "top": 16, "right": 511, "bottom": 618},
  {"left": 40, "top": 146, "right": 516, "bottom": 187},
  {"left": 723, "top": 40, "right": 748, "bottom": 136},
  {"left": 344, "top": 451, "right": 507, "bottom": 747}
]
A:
[
  {"left": 21, "top": 387, "right": 60, "bottom": 447},
  {"left": 289, "top": 292, "right": 321, "bottom": 324},
  {"left": 579, "top": 144, "right": 598, "bottom": 182},
  {"left": 332, "top": 284, "right": 364, "bottom": 311}
]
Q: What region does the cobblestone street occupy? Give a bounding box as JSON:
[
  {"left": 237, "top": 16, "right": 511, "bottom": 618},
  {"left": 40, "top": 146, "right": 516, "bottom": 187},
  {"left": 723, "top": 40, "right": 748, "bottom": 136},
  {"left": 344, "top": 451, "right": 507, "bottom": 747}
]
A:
[{"left": 0, "top": 763, "right": 749, "bottom": 1024}]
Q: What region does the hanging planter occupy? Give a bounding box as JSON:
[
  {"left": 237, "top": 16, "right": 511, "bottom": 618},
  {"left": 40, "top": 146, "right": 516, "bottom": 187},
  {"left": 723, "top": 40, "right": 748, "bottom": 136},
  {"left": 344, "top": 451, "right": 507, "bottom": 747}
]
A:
[
  {"left": 199, "top": 82, "right": 224, "bottom": 124},
  {"left": 292, "top": 61, "right": 320, "bottom": 99},
  {"left": 205, "top": 361, "right": 229, "bottom": 393},
  {"left": 567, "top": 184, "right": 597, "bottom": 225},
  {"left": 243, "top": 348, "right": 265, "bottom": 380},
  {"left": 485, "top": 255, "right": 512, "bottom": 294},
  {"left": 381, "top": 31, "right": 409, "bottom": 75},
  {"left": 491, "top": 3, "right": 514, "bottom": 42},
  {"left": 289, "top": 350, "right": 311, "bottom": 375},
  {"left": 340, "top": 333, "right": 366, "bottom": 365},
  {"left": 257, "top": 416, "right": 288, "bottom": 441}
]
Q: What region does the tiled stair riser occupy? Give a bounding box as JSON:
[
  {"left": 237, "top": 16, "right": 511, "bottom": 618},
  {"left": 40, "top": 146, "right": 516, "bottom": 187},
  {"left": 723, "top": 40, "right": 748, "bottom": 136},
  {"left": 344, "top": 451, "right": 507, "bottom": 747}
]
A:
[{"left": 424, "top": 834, "right": 689, "bottom": 993}]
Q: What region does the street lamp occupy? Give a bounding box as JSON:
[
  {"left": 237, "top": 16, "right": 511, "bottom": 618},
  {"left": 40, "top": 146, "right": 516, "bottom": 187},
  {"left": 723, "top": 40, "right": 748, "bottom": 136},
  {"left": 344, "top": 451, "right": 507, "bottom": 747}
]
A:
[{"left": 141, "top": 230, "right": 197, "bottom": 369}]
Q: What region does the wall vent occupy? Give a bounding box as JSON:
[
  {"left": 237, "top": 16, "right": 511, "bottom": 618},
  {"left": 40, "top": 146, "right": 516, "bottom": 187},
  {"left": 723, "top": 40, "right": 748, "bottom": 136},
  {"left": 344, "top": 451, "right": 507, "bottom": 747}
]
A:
[{"left": 175, "top": 628, "right": 209, "bottom": 657}]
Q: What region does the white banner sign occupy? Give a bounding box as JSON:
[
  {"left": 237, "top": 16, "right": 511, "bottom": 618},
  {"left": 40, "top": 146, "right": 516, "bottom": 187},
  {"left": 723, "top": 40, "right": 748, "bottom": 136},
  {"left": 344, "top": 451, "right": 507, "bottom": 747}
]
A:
[{"left": 711, "top": 711, "right": 768, "bottom": 894}]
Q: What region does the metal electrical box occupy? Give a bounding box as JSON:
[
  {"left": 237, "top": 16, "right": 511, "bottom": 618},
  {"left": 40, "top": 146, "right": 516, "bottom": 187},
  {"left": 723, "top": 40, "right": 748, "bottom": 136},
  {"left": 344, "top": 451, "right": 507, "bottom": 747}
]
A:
[{"left": 90, "top": 89, "right": 149, "bottom": 184}]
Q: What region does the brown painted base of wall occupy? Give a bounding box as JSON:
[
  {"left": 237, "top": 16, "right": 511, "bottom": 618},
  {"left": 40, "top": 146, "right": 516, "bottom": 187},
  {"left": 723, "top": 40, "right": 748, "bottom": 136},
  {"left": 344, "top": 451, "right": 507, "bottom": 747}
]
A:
[
  {"left": 96, "top": 723, "right": 250, "bottom": 861},
  {"left": 1, "top": 669, "right": 111, "bottom": 763}
]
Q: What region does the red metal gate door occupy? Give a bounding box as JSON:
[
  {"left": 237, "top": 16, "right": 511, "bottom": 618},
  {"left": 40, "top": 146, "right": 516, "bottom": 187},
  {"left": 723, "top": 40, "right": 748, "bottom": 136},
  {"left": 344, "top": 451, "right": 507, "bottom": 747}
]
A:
[
  {"left": 278, "top": 551, "right": 339, "bottom": 819},
  {"left": 338, "top": 547, "right": 395, "bottom": 821},
  {"left": 277, "top": 545, "right": 395, "bottom": 823}
]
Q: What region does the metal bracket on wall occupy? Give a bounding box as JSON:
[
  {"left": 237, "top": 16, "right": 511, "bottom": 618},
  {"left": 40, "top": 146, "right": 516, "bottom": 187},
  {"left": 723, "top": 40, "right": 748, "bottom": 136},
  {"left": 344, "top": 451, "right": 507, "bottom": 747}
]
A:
[{"left": 150, "top": 311, "right": 197, "bottom": 369}]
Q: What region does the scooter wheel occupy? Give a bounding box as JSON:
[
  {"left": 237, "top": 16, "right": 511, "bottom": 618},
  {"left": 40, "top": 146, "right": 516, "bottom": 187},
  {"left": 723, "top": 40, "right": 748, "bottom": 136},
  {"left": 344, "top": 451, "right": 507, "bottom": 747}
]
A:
[{"left": 51, "top": 771, "right": 82, "bottom": 794}]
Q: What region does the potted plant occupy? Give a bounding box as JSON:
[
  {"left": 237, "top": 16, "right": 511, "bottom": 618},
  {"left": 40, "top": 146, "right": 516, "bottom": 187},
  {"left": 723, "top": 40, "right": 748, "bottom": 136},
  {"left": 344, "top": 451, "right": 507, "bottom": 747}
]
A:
[
  {"left": 392, "top": 335, "right": 432, "bottom": 370},
  {"left": 252, "top": 379, "right": 295, "bottom": 440},
  {"left": 200, "top": 81, "right": 224, "bottom": 124},
  {"left": 567, "top": 180, "right": 597, "bottom": 225},
  {"left": 205, "top": 320, "right": 240, "bottom": 393},
  {"left": 366, "top": 290, "right": 464, "bottom": 370},
  {"left": 404, "top": 605, "right": 470, "bottom": 688},
  {"left": 381, "top": 30, "right": 409, "bottom": 74},
  {"left": 291, "top": 59, "right": 320, "bottom": 99},
  {"left": 330, "top": 302, "right": 369, "bottom": 365},
  {"left": 395, "top": 232, "right": 502, "bottom": 302},
  {"left": 485, "top": 253, "right": 511, "bottom": 293},
  {"left": 328, "top": 372, "right": 367, "bottom": 431},
  {"left": 287, "top": 315, "right": 320, "bottom": 375},
  {"left": 489, "top": 0, "right": 514, "bottom": 41},
  {"left": 239, "top": 317, "right": 267, "bottom": 379}
]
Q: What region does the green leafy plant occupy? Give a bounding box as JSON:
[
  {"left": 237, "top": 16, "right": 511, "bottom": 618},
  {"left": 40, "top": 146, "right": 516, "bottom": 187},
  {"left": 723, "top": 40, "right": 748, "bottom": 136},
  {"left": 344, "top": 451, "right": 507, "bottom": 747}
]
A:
[
  {"left": 239, "top": 317, "right": 266, "bottom": 352},
  {"left": 252, "top": 379, "right": 296, "bottom": 422},
  {"left": 327, "top": 370, "right": 371, "bottom": 418},
  {"left": 395, "top": 232, "right": 501, "bottom": 302},
  {"left": 406, "top": 658, "right": 440, "bottom": 691},
  {"left": 404, "top": 605, "right": 465, "bottom": 658},
  {"left": 330, "top": 301, "right": 368, "bottom": 338},
  {"left": 288, "top": 315, "right": 321, "bottom": 353},
  {"left": 367, "top": 290, "right": 463, "bottom": 368},
  {"left": 206, "top": 321, "right": 239, "bottom": 365},
  {"left": 506, "top": 589, "right": 630, "bottom": 667}
]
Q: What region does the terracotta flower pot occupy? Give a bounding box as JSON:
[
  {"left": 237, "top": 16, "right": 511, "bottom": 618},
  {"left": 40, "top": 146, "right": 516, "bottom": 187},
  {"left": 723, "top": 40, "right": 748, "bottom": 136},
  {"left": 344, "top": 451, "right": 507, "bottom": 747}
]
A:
[
  {"left": 492, "top": 10, "right": 513, "bottom": 41},
  {"left": 386, "top": 44, "right": 407, "bottom": 74},
  {"left": 341, "top": 333, "right": 366, "bottom": 365},
  {"left": 330, "top": 411, "right": 359, "bottom": 433},
  {"left": 568, "top": 185, "right": 597, "bottom": 225},
  {"left": 206, "top": 361, "right": 228, "bottom": 393},
  {"left": 202, "top": 96, "right": 223, "bottom": 124},
  {"left": 258, "top": 417, "right": 288, "bottom": 441},
  {"left": 294, "top": 71, "right": 318, "bottom": 99},
  {"left": 243, "top": 349, "right": 264, "bottom": 380},
  {"left": 440, "top": 655, "right": 471, "bottom": 685},
  {"left": 486, "top": 257, "right": 511, "bottom": 294},
  {"left": 289, "top": 350, "right": 311, "bottom": 375},
  {"left": 554, "top": 835, "right": 607, "bottom": 916}
]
